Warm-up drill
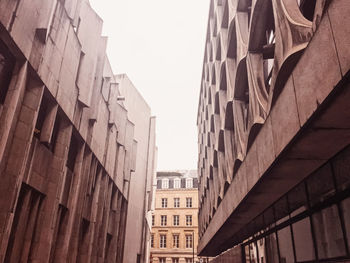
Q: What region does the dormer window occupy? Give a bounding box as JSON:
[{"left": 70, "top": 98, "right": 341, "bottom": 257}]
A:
[
  {"left": 174, "top": 178, "right": 181, "bottom": 189},
  {"left": 186, "top": 178, "right": 193, "bottom": 188},
  {"left": 162, "top": 179, "right": 169, "bottom": 189}
]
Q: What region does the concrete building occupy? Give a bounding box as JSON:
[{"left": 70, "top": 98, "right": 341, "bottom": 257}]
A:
[
  {"left": 117, "top": 74, "right": 158, "bottom": 263},
  {"left": 0, "top": 0, "right": 156, "bottom": 262},
  {"left": 197, "top": 0, "right": 350, "bottom": 262},
  {"left": 150, "top": 171, "right": 199, "bottom": 263}
]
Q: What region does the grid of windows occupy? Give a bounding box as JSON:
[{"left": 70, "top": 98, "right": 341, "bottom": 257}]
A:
[
  {"left": 186, "top": 215, "right": 192, "bottom": 226},
  {"left": 161, "top": 198, "right": 168, "bottom": 208},
  {"left": 242, "top": 145, "right": 350, "bottom": 263},
  {"left": 186, "top": 178, "right": 193, "bottom": 188},
  {"left": 173, "top": 234, "right": 179, "bottom": 248},
  {"left": 173, "top": 215, "right": 179, "bottom": 226},
  {"left": 151, "top": 234, "right": 154, "bottom": 248},
  {"left": 186, "top": 234, "right": 193, "bottom": 248},
  {"left": 174, "top": 198, "right": 180, "bottom": 208},
  {"left": 186, "top": 198, "right": 192, "bottom": 208},
  {"left": 161, "top": 215, "right": 167, "bottom": 226},
  {"left": 160, "top": 235, "right": 166, "bottom": 248}
]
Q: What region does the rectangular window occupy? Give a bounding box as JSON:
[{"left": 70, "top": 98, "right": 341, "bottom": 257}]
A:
[
  {"left": 174, "top": 198, "right": 180, "bottom": 208},
  {"left": 162, "top": 179, "right": 169, "bottom": 189},
  {"left": 172, "top": 258, "right": 179, "bottom": 263},
  {"left": 186, "top": 259, "right": 193, "bottom": 263},
  {"left": 173, "top": 215, "right": 179, "bottom": 226},
  {"left": 265, "top": 233, "right": 279, "bottom": 263},
  {"left": 186, "top": 215, "right": 192, "bottom": 226},
  {"left": 151, "top": 234, "right": 154, "bottom": 248},
  {"left": 186, "top": 198, "right": 192, "bottom": 208},
  {"left": 312, "top": 205, "right": 346, "bottom": 259},
  {"left": 173, "top": 234, "right": 179, "bottom": 248},
  {"left": 174, "top": 179, "right": 181, "bottom": 188},
  {"left": 292, "top": 217, "right": 315, "bottom": 261},
  {"left": 277, "top": 226, "right": 295, "bottom": 263},
  {"left": 152, "top": 215, "right": 155, "bottom": 226},
  {"left": 160, "top": 235, "right": 166, "bottom": 248},
  {"left": 341, "top": 197, "right": 350, "bottom": 251},
  {"left": 249, "top": 242, "right": 258, "bottom": 263},
  {"left": 186, "top": 178, "right": 193, "bottom": 188},
  {"left": 186, "top": 234, "right": 193, "bottom": 248},
  {"left": 161, "top": 215, "right": 167, "bottom": 226},
  {"left": 161, "top": 198, "right": 168, "bottom": 208},
  {"left": 0, "top": 40, "right": 15, "bottom": 106},
  {"left": 160, "top": 258, "right": 166, "bottom": 263}
]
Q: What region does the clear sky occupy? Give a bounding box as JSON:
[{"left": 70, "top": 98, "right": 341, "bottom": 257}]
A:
[{"left": 89, "top": 0, "right": 210, "bottom": 171}]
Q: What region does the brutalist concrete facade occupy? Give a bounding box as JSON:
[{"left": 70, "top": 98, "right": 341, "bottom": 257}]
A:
[
  {"left": 197, "top": 0, "right": 350, "bottom": 262},
  {"left": 0, "top": 0, "right": 156, "bottom": 262}
]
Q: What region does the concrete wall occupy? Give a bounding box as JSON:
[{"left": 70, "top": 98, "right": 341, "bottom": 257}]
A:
[
  {"left": 0, "top": 1, "right": 155, "bottom": 262},
  {"left": 116, "top": 74, "right": 157, "bottom": 263}
]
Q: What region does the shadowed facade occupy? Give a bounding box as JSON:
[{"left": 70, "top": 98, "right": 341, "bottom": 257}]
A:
[{"left": 197, "top": 0, "right": 350, "bottom": 262}]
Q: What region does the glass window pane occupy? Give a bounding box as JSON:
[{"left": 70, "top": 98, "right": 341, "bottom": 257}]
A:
[
  {"left": 312, "top": 205, "right": 346, "bottom": 259},
  {"left": 292, "top": 217, "right": 315, "bottom": 261},
  {"left": 245, "top": 245, "right": 251, "bottom": 263},
  {"left": 341, "top": 197, "right": 350, "bottom": 251},
  {"left": 288, "top": 182, "right": 308, "bottom": 217},
  {"left": 257, "top": 238, "right": 267, "bottom": 263},
  {"left": 307, "top": 164, "right": 335, "bottom": 206},
  {"left": 265, "top": 233, "right": 279, "bottom": 263},
  {"left": 249, "top": 242, "right": 258, "bottom": 263},
  {"left": 332, "top": 146, "right": 350, "bottom": 191},
  {"left": 278, "top": 226, "right": 294, "bottom": 263}
]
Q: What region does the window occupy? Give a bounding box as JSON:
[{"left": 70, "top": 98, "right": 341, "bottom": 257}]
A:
[
  {"left": 161, "top": 215, "right": 167, "bottom": 226},
  {"left": 173, "top": 234, "right": 179, "bottom": 248},
  {"left": 159, "top": 258, "right": 166, "bottom": 263},
  {"left": 174, "top": 179, "right": 181, "bottom": 188},
  {"left": 265, "top": 233, "right": 279, "bottom": 263},
  {"left": 186, "top": 198, "right": 192, "bottom": 208},
  {"left": 312, "top": 205, "right": 346, "bottom": 259},
  {"left": 174, "top": 198, "right": 180, "bottom": 208},
  {"left": 162, "top": 179, "right": 169, "bottom": 189},
  {"left": 151, "top": 234, "right": 154, "bottom": 248},
  {"left": 341, "top": 197, "right": 350, "bottom": 251},
  {"left": 160, "top": 235, "right": 166, "bottom": 248},
  {"left": 152, "top": 215, "right": 155, "bottom": 226},
  {"left": 173, "top": 215, "right": 179, "bottom": 226},
  {"left": 0, "top": 40, "right": 15, "bottom": 106},
  {"left": 186, "top": 178, "right": 193, "bottom": 188},
  {"left": 186, "top": 259, "right": 193, "bottom": 263},
  {"left": 292, "top": 217, "right": 315, "bottom": 261},
  {"left": 161, "top": 198, "right": 168, "bottom": 208},
  {"left": 277, "top": 226, "right": 294, "bottom": 263},
  {"left": 172, "top": 258, "right": 179, "bottom": 263},
  {"left": 186, "top": 215, "right": 192, "bottom": 226},
  {"left": 186, "top": 234, "right": 193, "bottom": 248}
]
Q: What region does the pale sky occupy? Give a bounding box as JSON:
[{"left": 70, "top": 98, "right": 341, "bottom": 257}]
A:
[{"left": 89, "top": 0, "right": 210, "bottom": 171}]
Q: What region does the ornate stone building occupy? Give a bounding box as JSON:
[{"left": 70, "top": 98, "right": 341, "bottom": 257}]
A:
[
  {"left": 0, "top": 0, "right": 156, "bottom": 262},
  {"left": 150, "top": 171, "right": 199, "bottom": 263},
  {"left": 197, "top": 0, "right": 350, "bottom": 262}
]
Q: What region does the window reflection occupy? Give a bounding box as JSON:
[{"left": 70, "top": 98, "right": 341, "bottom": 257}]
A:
[
  {"left": 249, "top": 242, "right": 258, "bottom": 263},
  {"left": 292, "top": 217, "right": 315, "bottom": 261},
  {"left": 245, "top": 245, "right": 251, "bottom": 263},
  {"left": 341, "top": 198, "right": 350, "bottom": 251},
  {"left": 277, "top": 226, "right": 294, "bottom": 263},
  {"left": 313, "top": 205, "right": 346, "bottom": 259},
  {"left": 265, "top": 233, "right": 279, "bottom": 263},
  {"left": 274, "top": 197, "right": 289, "bottom": 225},
  {"left": 257, "top": 238, "right": 266, "bottom": 263}
]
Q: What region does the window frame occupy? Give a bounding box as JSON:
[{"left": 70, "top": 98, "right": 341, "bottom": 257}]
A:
[
  {"left": 186, "top": 197, "right": 192, "bottom": 208},
  {"left": 161, "top": 215, "right": 167, "bottom": 226}
]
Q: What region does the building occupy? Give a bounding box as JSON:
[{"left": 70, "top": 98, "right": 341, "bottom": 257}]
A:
[
  {"left": 150, "top": 171, "right": 199, "bottom": 263},
  {"left": 0, "top": 0, "right": 156, "bottom": 262},
  {"left": 117, "top": 74, "right": 158, "bottom": 263},
  {"left": 197, "top": 0, "right": 350, "bottom": 263}
]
